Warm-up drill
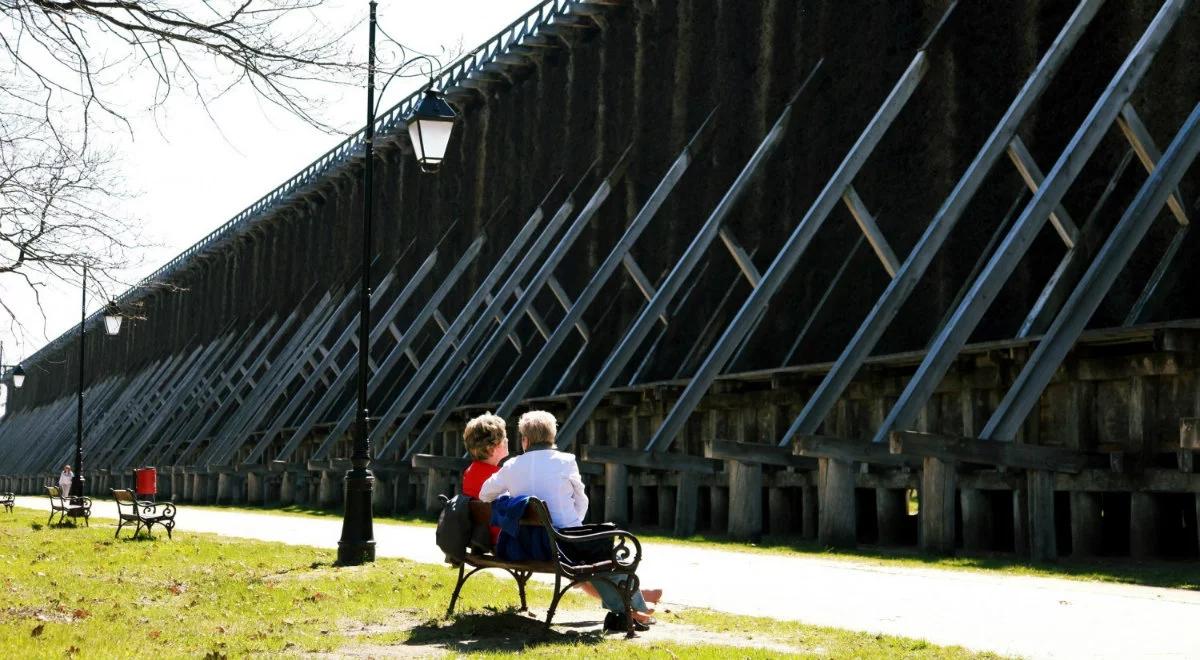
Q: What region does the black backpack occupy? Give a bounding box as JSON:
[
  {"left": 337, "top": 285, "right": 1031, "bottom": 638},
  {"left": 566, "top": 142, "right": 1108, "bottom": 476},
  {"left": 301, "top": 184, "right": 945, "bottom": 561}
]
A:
[{"left": 435, "top": 494, "right": 492, "bottom": 565}]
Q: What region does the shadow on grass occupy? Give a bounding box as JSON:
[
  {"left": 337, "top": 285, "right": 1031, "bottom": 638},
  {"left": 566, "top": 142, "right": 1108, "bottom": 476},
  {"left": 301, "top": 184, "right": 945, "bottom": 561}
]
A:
[
  {"left": 634, "top": 527, "right": 1200, "bottom": 591},
  {"left": 405, "top": 608, "right": 605, "bottom": 654}
]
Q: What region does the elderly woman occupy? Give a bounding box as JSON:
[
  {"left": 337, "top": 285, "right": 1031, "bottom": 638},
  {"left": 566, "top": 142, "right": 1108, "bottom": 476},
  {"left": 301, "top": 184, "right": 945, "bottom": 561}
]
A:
[
  {"left": 58, "top": 465, "right": 74, "bottom": 498},
  {"left": 478, "top": 410, "right": 661, "bottom": 632}
]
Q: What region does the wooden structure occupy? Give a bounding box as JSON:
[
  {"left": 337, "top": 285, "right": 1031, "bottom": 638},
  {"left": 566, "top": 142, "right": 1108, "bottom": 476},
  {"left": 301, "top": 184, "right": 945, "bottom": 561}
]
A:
[{"left": 3, "top": 0, "right": 1200, "bottom": 562}]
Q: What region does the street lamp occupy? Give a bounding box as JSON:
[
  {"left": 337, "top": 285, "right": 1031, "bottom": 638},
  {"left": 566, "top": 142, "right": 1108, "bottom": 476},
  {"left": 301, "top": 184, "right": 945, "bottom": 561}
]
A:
[
  {"left": 71, "top": 267, "right": 124, "bottom": 502},
  {"left": 0, "top": 342, "right": 24, "bottom": 390},
  {"left": 337, "top": 0, "right": 458, "bottom": 566}
]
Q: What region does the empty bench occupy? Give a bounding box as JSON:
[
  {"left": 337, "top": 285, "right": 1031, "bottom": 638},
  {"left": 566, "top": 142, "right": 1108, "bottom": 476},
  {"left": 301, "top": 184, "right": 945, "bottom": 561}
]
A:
[
  {"left": 1, "top": 492, "right": 13, "bottom": 513},
  {"left": 45, "top": 486, "right": 90, "bottom": 526},
  {"left": 445, "top": 497, "right": 643, "bottom": 635},
  {"left": 112, "top": 489, "right": 176, "bottom": 539}
]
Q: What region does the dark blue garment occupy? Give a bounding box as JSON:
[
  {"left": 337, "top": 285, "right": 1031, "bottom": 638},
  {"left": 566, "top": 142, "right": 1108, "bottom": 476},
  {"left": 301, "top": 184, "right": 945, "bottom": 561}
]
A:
[{"left": 491, "top": 495, "right": 552, "bottom": 562}]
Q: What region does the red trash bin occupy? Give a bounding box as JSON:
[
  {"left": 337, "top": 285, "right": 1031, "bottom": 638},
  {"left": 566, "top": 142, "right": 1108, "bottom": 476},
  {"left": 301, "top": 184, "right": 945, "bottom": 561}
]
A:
[{"left": 134, "top": 467, "right": 157, "bottom": 501}]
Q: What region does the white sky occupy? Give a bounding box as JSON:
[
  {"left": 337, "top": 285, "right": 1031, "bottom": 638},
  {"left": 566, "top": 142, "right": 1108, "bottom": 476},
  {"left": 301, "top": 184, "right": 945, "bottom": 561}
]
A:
[{"left": 0, "top": 0, "right": 536, "bottom": 370}]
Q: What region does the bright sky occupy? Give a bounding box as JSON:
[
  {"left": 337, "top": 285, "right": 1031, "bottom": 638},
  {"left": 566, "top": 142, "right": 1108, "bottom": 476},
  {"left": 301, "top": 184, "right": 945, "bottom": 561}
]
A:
[{"left": 0, "top": 0, "right": 536, "bottom": 370}]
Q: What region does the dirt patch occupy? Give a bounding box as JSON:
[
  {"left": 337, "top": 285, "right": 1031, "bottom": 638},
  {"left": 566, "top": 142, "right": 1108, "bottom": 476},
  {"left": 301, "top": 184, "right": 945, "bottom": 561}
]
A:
[{"left": 331, "top": 604, "right": 809, "bottom": 657}]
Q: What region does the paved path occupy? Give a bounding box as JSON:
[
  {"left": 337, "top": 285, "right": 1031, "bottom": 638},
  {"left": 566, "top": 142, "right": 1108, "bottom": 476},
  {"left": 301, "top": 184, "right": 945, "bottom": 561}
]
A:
[{"left": 14, "top": 497, "right": 1200, "bottom": 659}]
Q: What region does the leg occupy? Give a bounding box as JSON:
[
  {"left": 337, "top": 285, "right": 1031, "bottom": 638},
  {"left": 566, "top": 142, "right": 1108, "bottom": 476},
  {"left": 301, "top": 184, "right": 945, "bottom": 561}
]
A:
[
  {"left": 509, "top": 570, "right": 531, "bottom": 612},
  {"left": 446, "top": 563, "right": 467, "bottom": 618},
  {"left": 545, "top": 574, "right": 564, "bottom": 628}
]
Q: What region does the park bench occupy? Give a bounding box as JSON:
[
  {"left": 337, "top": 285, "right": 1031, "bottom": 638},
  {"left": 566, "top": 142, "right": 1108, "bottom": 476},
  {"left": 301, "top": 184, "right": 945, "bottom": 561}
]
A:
[
  {"left": 45, "top": 486, "right": 90, "bottom": 526},
  {"left": 112, "top": 489, "right": 176, "bottom": 539},
  {"left": 1, "top": 492, "right": 13, "bottom": 513},
  {"left": 446, "top": 497, "right": 643, "bottom": 636}
]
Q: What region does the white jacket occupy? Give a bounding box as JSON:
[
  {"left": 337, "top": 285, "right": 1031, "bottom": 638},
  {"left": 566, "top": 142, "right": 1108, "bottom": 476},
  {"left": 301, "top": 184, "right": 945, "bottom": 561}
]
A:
[{"left": 477, "top": 447, "right": 588, "bottom": 528}]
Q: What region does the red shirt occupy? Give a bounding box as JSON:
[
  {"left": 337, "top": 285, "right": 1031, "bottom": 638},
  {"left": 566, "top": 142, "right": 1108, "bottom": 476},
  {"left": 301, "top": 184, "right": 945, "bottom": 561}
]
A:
[{"left": 462, "top": 460, "right": 501, "bottom": 545}]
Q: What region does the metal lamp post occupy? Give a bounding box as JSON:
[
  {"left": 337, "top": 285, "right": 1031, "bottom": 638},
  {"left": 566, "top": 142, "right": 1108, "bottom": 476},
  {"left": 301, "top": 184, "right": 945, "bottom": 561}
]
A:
[
  {"left": 0, "top": 342, "right": 25, "bottom": 392},
  {"left": 337, "top": 0, "right": 458, "bottom": 566},
  {"left": 71, "top": 265, "right": 124, "bottom": 502}
]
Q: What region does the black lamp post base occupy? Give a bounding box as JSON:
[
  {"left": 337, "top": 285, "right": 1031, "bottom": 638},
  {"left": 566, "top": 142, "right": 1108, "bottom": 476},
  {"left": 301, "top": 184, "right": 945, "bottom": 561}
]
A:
[
  {"left": 70, "top": 474, "right": 86, "bottom": 505},
  {"left": 336, "top": 467, "right": 376, "bottom": 565}
]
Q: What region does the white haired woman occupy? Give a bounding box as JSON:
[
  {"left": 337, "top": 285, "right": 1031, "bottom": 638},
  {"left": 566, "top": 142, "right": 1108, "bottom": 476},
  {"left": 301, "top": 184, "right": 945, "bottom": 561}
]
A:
[
  {"left": 58, "top": 465, "right": 73, "bottom": 498},
  {"left": 478, "top": 410, "right": 662, "bottom": 631}
]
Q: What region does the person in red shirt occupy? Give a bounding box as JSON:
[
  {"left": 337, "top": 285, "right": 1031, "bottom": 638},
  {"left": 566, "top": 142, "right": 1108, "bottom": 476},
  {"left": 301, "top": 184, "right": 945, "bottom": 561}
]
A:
[{"left": 461, "top": 412, "right": 509, "bottom": 545}]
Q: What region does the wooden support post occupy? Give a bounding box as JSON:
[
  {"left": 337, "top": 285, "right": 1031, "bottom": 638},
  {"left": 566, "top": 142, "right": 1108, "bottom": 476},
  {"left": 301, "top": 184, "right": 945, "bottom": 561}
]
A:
[
  {"left": 246, "top": 473, "right": 263, "bottom": 505},
  {"left": 319, "top": 470, "right": 340, "bottom": 508},
  {"left": 769, "top": 487, "right": 796, "bottom": 535},
  {"left": 373, "top": 473, "right": 392, "bottom": 514},
  {"left": 960, "top": 488, "right": 993, "bottom": 552},
  {"left": 674, "top": 472, "right": 699, "bottom": 537},
  {"left": 818, "top": 458, "right": 856, "bottom": 548},
  {"left": 393, "top": 470, "right": 414, "bottom": 514},
  {"left": 423, "top": 469, "right": 447, "bottom": 515},
  {"left": 1027, "top": 469, "right": 1057, "bottom": 561},
  {"left": 279, "top": 471, "right": 296, "bottom": 505},
  {"left": 657, "top": 481, "right": 676, "bottom": 529},
  {"left": 205, "top": 474, "right": 219, "bottom": 503},
  {"left": 1013, "top": 486, "right": 1028, "bottom": 555},
  {"left": 631, "top": 481, "right": 652, "bottom": 525},
  {"left": 802, "top": 485, "right": 818, "bottom": 539},
  {"left": 920, "top": 457, "right": 957, "bottom": 554},
  {"left": 1070, "top": 491, "right": 1103, "bottom": 557},
  {"left": 727, "top": 460, "right": 763, "bottom": 541},
  {"left": 875, "top": 488, "right": 907, "bottom": 546},
  {"left": 710, "top": 485, "right": 730, "bottom": 533},
  {"left": 215, "top": 472, "right": 235, "bottom": 505},
  {"left": 604, "top": 463, "right": 629, "bottom": 525},
  {"left": 1130, "top": 491, "right": 1158, "bottom": 559}
]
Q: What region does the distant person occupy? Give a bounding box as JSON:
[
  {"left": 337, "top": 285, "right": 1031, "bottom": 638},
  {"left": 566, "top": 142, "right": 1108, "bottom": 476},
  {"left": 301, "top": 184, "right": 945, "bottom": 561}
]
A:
[
  {"left": 58, "top": 465, "right": 73, "bottom": 498},
  {"left": 478, "top": 410, "right": 661, "bottom": 631},
  {"left": 461, "top": 412, "right": 508, "bottom": 545}
]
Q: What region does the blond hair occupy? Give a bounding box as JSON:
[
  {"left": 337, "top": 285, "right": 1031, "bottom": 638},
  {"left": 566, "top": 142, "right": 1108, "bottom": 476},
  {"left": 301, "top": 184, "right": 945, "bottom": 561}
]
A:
[
  {"left": 518, "top": 410, "right": 558, "bottom": 448},
  {"left": 463, "top": 412, "right": 507, "bottom": 460}
]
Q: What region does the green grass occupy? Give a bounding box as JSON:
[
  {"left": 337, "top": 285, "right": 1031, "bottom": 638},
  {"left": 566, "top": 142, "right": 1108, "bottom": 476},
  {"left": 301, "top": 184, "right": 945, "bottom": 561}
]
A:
[
  {"left": 0, "top": 510, "right": 998, "bottom": 659},
  {"left": 177, "top": 501, "right": 1200, "bottom": 591}
]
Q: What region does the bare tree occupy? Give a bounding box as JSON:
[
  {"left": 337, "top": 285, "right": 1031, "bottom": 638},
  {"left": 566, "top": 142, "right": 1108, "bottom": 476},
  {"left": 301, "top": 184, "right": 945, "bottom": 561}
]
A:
[{"left": 0, "top": 0, "right": 374, "bottom": 334}]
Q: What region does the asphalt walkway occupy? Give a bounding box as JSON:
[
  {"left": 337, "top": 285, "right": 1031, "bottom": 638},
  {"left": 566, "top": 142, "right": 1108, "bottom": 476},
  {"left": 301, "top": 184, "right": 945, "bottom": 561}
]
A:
[{"left": 13, "top": 496, "right": 1199, "bottom": 659}]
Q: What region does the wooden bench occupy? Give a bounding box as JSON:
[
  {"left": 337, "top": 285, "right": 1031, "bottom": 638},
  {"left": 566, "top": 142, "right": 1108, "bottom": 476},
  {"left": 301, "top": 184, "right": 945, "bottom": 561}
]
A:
[
  {"left": 446, "top": 498, "right": 643, "bottom": 635},
  {"left": 112, "top": 489, "right": 176, "bottom": 539},
  {"left": 0, "top": 492, "right": 13, "bottom": 513},
  {"left": 45, "top": 486, "right": 90, "bottom": 526}
]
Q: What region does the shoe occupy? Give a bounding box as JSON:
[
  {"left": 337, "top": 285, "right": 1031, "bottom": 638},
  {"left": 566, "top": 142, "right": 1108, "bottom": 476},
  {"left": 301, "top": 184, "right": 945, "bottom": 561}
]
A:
[{"left": 603, "top": 611, "right": 649, "bottom": 633}]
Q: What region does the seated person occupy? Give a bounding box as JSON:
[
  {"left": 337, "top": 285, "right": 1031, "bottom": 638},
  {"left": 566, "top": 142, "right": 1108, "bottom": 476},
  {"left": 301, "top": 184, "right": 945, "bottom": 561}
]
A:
[
  {"left": 460, "top": 412, "right": 508, "bottom": 545},
  {"left": 478, "top": 410, "right": 661, "bottom": 631}
]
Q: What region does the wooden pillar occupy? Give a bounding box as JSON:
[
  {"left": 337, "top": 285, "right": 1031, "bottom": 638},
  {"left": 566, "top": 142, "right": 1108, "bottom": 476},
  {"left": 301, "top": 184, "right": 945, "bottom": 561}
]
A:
[
  {"left": 1027, "top": 469, "right": 1056, "bottom": 562},
  {"left": 319, "top": 470, "right": 340, "bottom": 508},
  {"left": 192, "top": 474, "right": 206, "bottom": 504},
  {"left": 818, "top": 458, "right": 856, "bottom": 548},
  {"left": 631, "top": 479, "right": 652, "bottom": 525},
  {"left": 181, "top": 473, "right": 193, "bottom": 502},
  {"left": 673, "top": 472, "right": 698, "bottom": 537},
  {"left": 216, "top": 472, "right": 235, "bottom": 504},
  {"left": 709, "top": 484, "right": 729, "bottom": 533},
  {"left": 961, "top": 488, "right": 993, "bottom": 552},
  {"left": 657, "top": 480, "right": 676, "bottom": 529},
  {"left": 393, "top": 469, "right": 414, "bottom": 514},
  {"left": 1070, "top": 491, "right": 1103, "bottom": 557},
  {"left": 1130, "top": 491, "right": 1158, "bottom": 559},
  {"left": 802, "top": 485, "right": 818, "bottom": 539},
  {"left": 727, "top": 460, "right": 763, "bottom": 541},
  {"left": 604, "top": 463, "right": 629, "bottom": 525},
  {"left": 246, "top": 473, "right": 263, "bottom": 505},
  {"left": 279, "top": 472, "right": 296, "bottom": 505},
  {"left": 373, "top": 473, "right": 392, "bottom": 514},
  {"left": 769, "top": 486, "right": 796, "bottom": 535},
  {"left": 875, "top": 488, "right": 907, "bottom": 546},
  {"left": 920, "top": 457, "right": 957, "bottom": 554},
  {"left": 1012, "top": 487, "right": 1028, "bottom": 555},
  {"left": 423, "top": 469, "right": 447, "bottom": 515}
]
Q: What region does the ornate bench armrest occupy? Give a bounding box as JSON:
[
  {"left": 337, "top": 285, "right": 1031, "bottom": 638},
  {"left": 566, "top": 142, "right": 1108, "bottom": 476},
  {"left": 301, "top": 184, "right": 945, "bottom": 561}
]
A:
[
  {"left": 550, "top": 527, "right": 643, "bottom": 572},
  {"left": 137, "top": 501, "right": 176, "bottom": 518}
]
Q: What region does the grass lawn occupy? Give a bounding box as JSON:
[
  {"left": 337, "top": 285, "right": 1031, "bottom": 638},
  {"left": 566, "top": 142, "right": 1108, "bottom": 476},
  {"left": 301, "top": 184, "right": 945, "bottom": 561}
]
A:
[
  {"left": 0, "top": 510, "right": 1000, "bottom": 658},
  {"left": 183, "top": 500, "right": 1200, "bottom": 591}
]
